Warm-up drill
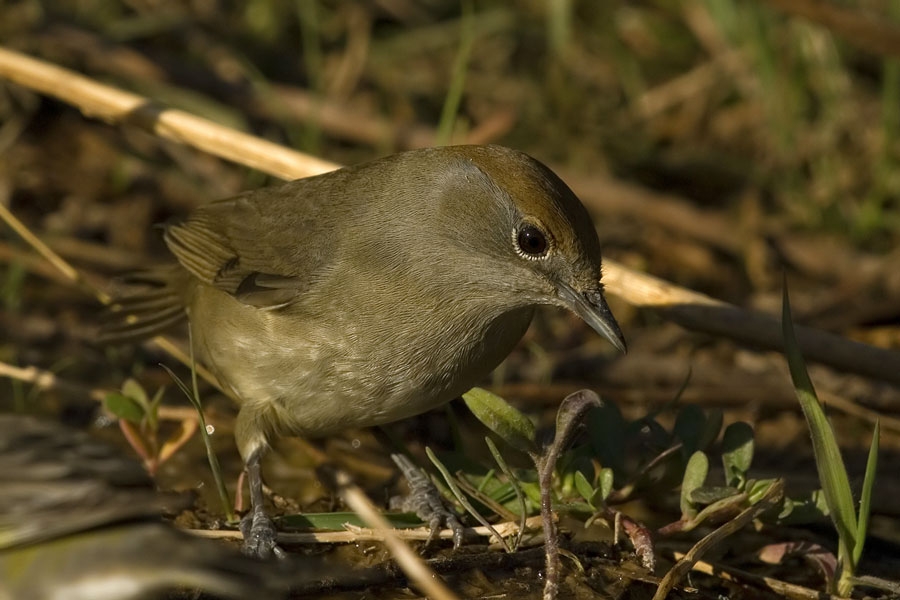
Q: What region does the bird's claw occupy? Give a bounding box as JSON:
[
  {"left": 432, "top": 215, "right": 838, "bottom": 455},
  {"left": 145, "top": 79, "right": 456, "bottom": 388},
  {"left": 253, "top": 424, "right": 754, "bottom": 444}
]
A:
[
  {"left": 390, "top": 453, "right": 465, "bottom": 549},
  {"left": 240, "top": 510, "right": 286, "bottom": 560}
]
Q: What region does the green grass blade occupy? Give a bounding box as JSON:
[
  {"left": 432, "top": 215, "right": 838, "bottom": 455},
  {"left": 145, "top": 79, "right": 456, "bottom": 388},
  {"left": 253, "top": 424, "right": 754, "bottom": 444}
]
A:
[
  {"left": 485, "top": 436, "right": 527, "bottom": 551},
  {"left": 853, "top": 420, "right": 879, "bottom": 565},
  {"left": 160, "top": 325, "right": 234, "bottom": 523},
  {"left": 425, "top": 446, "right": 511, "bottom": 552},
  {"left": 435, "top": 0, "right": 474, "bottom": 145},
  {"left": 782, "top": 285, "right": 857, "bottom": 562}
]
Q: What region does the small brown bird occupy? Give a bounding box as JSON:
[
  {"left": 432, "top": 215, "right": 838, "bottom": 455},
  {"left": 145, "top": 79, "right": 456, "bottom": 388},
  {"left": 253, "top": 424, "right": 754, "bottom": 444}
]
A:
[{"left": 104, "top": 145, "right": 626, "bottom": 558}]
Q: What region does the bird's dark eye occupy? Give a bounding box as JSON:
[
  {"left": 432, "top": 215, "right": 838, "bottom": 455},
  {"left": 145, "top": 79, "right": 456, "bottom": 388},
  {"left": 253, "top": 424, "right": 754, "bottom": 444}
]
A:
[{"left": 516, "top": 224, "right": 549, "bottom": 258}]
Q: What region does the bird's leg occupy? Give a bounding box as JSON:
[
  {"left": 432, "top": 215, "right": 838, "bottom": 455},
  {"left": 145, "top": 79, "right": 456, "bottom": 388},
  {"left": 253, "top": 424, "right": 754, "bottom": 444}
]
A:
[
  {"left": 389, "top": 453, "right": 464, "bottom": 549},
  {"left": 239, "top": 449, "right": 285, "bottom": 560}
]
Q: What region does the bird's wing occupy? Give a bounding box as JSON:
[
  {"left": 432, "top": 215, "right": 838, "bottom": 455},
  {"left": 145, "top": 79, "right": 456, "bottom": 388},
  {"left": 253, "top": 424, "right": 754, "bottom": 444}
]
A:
[{"left": 164, "top": 180, "right": 340, "bottom": 308}]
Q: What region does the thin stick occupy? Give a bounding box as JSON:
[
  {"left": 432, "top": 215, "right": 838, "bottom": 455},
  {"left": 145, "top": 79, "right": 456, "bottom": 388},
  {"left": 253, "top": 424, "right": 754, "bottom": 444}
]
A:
[
  {"left": 0, "top": 202, "right": 106, "bottom": 302},
  {"left": 681, "top": 554, "right": 855, "bottom": 600},
  {"left": 0, "top": 359, "right": 197, "bottom": 422},
  {"left": 189, "top": 515, "right": 544, "bottom": 546},
  {"left": 318, "top": 466, "right": 461, "bottom": 600},
  {"left": 0, "top": 46, "right": 338, "bottom": 180}
]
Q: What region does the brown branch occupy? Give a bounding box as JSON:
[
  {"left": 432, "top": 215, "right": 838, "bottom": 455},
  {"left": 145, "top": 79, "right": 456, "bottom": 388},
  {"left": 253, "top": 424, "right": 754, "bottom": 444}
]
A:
[
  {"left": 0, "top": 46, "right": 339, "bottom": 180},
  {"left": 603, "top": 263, "right": 900, "bottom": 386}
]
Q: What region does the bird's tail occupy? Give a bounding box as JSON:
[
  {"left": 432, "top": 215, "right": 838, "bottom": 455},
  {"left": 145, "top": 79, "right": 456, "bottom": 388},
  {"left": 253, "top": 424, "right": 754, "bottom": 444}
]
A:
[{"left": 98, "top": 265, "right": 189, "bottom": 344}]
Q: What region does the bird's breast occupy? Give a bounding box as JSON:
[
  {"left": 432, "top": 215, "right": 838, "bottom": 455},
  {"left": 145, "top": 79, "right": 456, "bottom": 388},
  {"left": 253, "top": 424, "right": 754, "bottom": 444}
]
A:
[{"left": 188, "top": 284, "right": 534, "bottom": 437}]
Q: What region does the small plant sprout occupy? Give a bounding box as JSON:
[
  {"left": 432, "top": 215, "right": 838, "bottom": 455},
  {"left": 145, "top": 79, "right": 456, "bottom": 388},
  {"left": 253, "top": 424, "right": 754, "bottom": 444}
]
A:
[
  {"left": 104, "top": 378, "right": 196, "bottom": 476},
  {"left": 462, "top": 387, "right": 605, "bottom": 600}
]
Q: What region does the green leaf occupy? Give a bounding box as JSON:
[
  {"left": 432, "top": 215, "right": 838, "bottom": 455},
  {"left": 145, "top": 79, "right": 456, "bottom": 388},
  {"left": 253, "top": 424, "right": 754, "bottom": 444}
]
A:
[
  {"left": 462, "top": 388, "right": 537, "bottom": 454},
  {"left": 147, "top": 386, "right": 165, "bottom": 431},
  {"left": 681, "top": 451, "right": 709, "bottom": 517},
  {"left": 722, "top": 422, "right": 755, "bottom": 489},
  {"left": 596, "top": 468, "right": 614, "bottom": 503},
  {"left": 104, "top": 392, "right": 145, "bottom": 424},
  {"left": 782, "top": 285, "right": 857, "bottom": 563},
  {"left": 748, "top": 478, "right": 779, "bottom": 505},
  {"left": 520, "top": 481, "right": 543, "bottom": 506},
  {"left": 689, "top": 486, "right": 741, "bottom": 505},
  {"left": 121, "top": 378, "right": 149, "bottom": 412},
  {"left": 574, "top": 471, "right": 595, "bottom": 506},
  {"left": 680, "top": 491, "right": 748, "bottom": 532},
  {"left": 853, "top": 420, "right": 879, "bottom": 565},
  {"left": 776, "top": 488, "right": 830, "bottom": 524}
]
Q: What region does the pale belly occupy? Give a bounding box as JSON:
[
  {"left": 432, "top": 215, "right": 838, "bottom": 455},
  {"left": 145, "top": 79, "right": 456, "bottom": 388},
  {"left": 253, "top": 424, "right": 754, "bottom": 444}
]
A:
[{"left": 188, "top": 284, "right": 534, "bottom": 440}]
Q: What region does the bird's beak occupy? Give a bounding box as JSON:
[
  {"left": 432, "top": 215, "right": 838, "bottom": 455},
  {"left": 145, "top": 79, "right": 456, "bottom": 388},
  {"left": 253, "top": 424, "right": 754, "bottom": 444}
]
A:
[{"left": 558, "top": 282, "right": 627, "bottom": 353}]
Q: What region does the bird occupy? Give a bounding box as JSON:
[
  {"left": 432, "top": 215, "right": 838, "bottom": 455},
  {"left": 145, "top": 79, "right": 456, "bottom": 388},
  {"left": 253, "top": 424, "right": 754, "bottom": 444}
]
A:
[{"left": 102, "top": 144, "right": 626, "bottom": 558}]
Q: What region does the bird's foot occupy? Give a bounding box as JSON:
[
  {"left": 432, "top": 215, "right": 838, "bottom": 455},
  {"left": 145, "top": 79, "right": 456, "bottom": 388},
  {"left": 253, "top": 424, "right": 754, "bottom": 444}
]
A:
[
  {"left": 240, "top": 510, "right": 286, "bottom": 560},
  {"left": 390, "top": 453, "right": 464, "bottom": 549}
]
